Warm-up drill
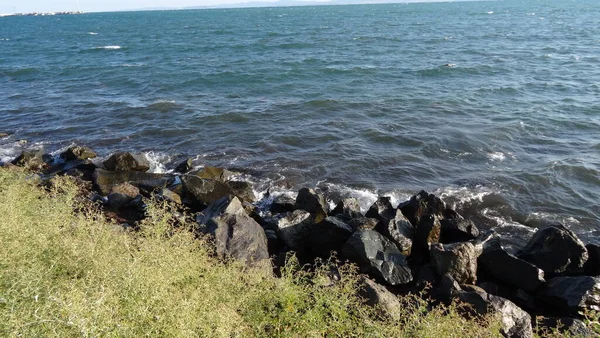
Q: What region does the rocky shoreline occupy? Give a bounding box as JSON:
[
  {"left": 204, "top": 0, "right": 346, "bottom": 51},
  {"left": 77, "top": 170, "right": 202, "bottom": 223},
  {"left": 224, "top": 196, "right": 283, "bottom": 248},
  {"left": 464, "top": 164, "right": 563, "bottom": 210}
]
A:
[{"left": 2, "top": 145, "right": 599, "bottom": 337}]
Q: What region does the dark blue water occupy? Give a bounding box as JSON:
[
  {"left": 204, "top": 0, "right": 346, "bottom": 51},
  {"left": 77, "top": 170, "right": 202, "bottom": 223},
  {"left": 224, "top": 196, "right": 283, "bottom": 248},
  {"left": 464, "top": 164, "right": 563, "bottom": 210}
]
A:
[{"left": 1, "top": 0, "right": 599, "bottom": 245}]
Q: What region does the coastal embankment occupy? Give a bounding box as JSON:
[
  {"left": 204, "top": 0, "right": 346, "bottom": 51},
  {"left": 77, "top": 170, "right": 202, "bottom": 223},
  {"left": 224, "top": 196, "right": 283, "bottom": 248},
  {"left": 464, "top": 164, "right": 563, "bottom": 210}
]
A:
[{"left": 1, "top": 145, "right": 598, "bottom": 337}]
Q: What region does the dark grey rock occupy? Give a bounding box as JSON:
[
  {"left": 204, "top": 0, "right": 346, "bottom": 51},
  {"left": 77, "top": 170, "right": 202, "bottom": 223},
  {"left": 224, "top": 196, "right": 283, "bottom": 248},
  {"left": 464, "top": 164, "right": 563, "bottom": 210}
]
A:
[
  {"left": 181, "top": 175, "right": 234, "bottom": 208},
  {"left": 358, "top": 278, "right": 402, "bottom": 320},
  {"left": 536, "top": 317, "right": 596, "bottom": 337},
  {"left": 342, "top": 229, "right": 412, "bottom": 286},
  {"left": 277, "top": 210, "right": 315, "bottom": 252},
  {"left": 479, "top": 247, "right": 545, "bottom": 292},
  {"left": 377, "top": 209, "right": 413, "bottom": 255},
  {"left": 410, "top": 214, "right": 441, "bottom": 265},
  {"left": 174, "top": 158, "right": 193, "bottom": 173},
  {"left": 398, "top": 190, "right": 446, "bottom": 227},
  {"left": 518, "top": 224, "right": 588, "bottom": 276},
  {"left": 11, "top": 150, "right": 47, "bottom": 170},
  {"left": 194, "top": 166, "right": 233, "bottom": 181},
  {"left": 196, "top": 195, "right": 244, "bottom": 234},
  {"left": 584, "top": 244, "right": 600, "bottom": 276},
  {"left": 212, "top": 211, "right": 269, "bottom": 266},
  {"left": 365, "top": 197, "right": 395, "bottom": 228},
  {"left": 347, "top": 216, "right": 378, "bottom": 231},
  {"left": 93, "top": 169, "right": 175, "bottom": 196},
  {"left": 270, "top": 194, "right": 296, "bottom": 214},
  {"left": 538, "top": 276, "right": 600, "bottom": 314},
  {"left": 436, "top": 273, "right": 463, "bottom": 304},
  {"left": 331, "top": 197, "right": 363, "bottom": 220},
  {"left": 439, "top": 215, "right": 480, "bottom": 243},
  {"left": 455, "top": 284, "right": 533, "bottom": 338},
  {"left": 430, "top": 241, "right": 479, "bottom": 285},
  {"left": 294, "top": 188, "right": 329, "bottom": 223},
  {"left": 103, "top": 152, "right": 150, "bottom": 172},
  {"left": 227, "top": 180, "right": 256, "bottom": 203},
  {"left": 60, "top": 146, "right": 97, "bottom": 161},
  {"left": 306, "top": 216, "right": 354, "bottom": 257}
]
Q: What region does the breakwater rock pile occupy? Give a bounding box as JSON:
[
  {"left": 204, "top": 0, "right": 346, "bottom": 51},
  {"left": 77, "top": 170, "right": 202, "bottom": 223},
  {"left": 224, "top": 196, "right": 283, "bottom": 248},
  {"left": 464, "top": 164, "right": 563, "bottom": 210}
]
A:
[{"left": 2, "top": 146, "right": 599, "bottom": 337}]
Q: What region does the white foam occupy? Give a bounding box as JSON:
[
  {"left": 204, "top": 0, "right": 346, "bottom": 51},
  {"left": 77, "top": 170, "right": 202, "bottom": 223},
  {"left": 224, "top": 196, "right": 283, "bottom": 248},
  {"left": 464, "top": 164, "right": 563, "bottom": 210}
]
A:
[
  {"left": 435, "top": 185, "right": 495, "bottom": 210},
  {"left": 482, "top": 208, "right": 535, "bottom": 232},
  {"left": 88, "top": 32, "right": 98, "bottom": 35},
  {"left": 96, "top": 45, "right": 122, "bottom": 50},
  {"left": 487, "top": 11, "right": 494, "bottom": 14},
  {"left": 143, "top": 151, "right": 173, "bottom": 174},
  {"left": 487, "top": 151, "right": 506, "bottom": 161},
  {"left": 526, "top": 212, "right": 581, "bottom": 226}
]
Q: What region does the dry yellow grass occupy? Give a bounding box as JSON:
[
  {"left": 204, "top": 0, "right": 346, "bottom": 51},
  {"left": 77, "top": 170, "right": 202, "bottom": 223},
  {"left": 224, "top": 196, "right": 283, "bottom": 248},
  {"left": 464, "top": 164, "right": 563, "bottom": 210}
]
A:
[{"left": 0, "top": 168, "right": 505, "bottom": 337}]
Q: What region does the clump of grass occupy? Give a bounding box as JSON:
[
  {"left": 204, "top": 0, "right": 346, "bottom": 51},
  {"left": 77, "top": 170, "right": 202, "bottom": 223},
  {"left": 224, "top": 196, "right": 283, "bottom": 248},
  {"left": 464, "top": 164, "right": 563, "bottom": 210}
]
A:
[{"left": 0, "top": 169, "right": 503, "bottom": 337}]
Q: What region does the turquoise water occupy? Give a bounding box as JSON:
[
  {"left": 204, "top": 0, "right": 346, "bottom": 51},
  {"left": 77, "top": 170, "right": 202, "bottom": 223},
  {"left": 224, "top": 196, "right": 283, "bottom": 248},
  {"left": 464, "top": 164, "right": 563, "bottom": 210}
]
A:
[{"left": 1, "top": 0, "right": 599, "bottom": 244}]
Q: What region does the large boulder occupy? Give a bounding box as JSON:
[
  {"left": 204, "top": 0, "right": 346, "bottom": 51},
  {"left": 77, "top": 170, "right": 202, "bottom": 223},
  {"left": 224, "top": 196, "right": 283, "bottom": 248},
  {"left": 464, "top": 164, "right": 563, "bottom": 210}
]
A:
[
  {"left": 358, "top": 278, "right": 402, "bottom": 320},
  {"left": 212, "top": 212, "right": 269, "bottom": 266},
  {"left": 227, "top": 180, "right": 256, "bottom": 203},
  {"left": 536, "top": 317, "right": 596, "bottom": 337},
  {"left": 439, "top": 211, "right": 479, "bottom": 243},
  {"left": 364, "top": 197, "right": 396, "bottom": 228},
  {"left": 479, "top": 247, "right": 545, "bottom": 292},
  {"left": 270, "top": 194, "right": 296, "bottom": 214},
  {"left": 60, "top": 146, "right": 97, "bottom": 161},
  {"left": 196, "top": 196, "right": 245, "bottom": 234},
  {"left": 398, "top": 190, "right": 446, "bottom": 227},
  {"left": 584, "top": 244, "right": 600, "bottom": 276},
  {"left": 107, "top": 182, "right": 140, "bottom": 209},
  {"left": 538, "top": 276, "right": 600, "bottom": 314},
  {"left": 294, "top": 188, "right": 329, "bottom": 223},
  {"left": 11, "top": 150, "right": 47, "bottom": 170},
  {"left": 181, "top": 175, "right": 234, "bottom": 208},
  {"left": 194, "top": 166, "right": 233, "bottom": 181},
  {"left": 347, "top": 216, "right": 378, "bottom": 231},
  {"left": 306, "top": 216, "right": 355, "bottom": 257},
  {"left": 93, "top": 169, "right": 175, "bottom": 196},
  {"left": 174, "top": 158, "right": 193, "bottom": 174},
  {"left": 277, "top": 210, "right": 315, "bottom": 252},
  {"left": 376, "top": 209, "right": 413, "bottom": 256},
  {"left": 342, "top": 229, "right": 412, "bottom": 286},
  {"left": 103, "top": 152, "right": 150, "bottom": 172},
  {"left": 518, "top": 224, "right": 588, "bottom": 276},
  {"left": 430, "top": 241, "right": 479, "bottom": 285},
  {"left": 454, "top": 284, "right": 533, "bottom": 338},
  {"left": 410, "top": 214, "right": 441, "bottom": 265},
  {"left": 331, "top": 197, "right": 363, "bottom": 220}
]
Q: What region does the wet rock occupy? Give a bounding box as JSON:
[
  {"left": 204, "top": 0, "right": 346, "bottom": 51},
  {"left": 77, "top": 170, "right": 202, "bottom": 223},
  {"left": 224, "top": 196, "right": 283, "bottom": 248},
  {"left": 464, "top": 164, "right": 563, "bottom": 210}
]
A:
[
  {"left": 536, "top": 317, "right": 596, "bottom": 337},
  {"left": 181, "top": 175, "right": 234, "bottom": 208},
  {"left": 60, "top": 146, "right": 97, "bottom": 161},
  {"left": 107, "top": 182, "right": 140, "bottom": 208},
  {"left": 103, "top": 152, "right": 150, "bottom": 172},
  {"left": 377, "top": 209, "right": 413, "bottom": 255},
  {"left": 331, "top": 197, "right": 363, "bottom": 220},
  {"left": 174, "top": 158, "right": 193, "bottom": 173},
  {"left": 194, "top": 166, "right": 233, "bottom": 181},
  {"left": 294, "top": 188, "right": 329, "bottom": 223},
  {"left": 227, "top": 180, "right": 256, "bottom": 203},
  {"left": 584, "top": 244, "right": 600, "bottom": 276},
  {"left": 347, "top": 216, "right": 378, "bottom": 231},
  {"left": 277, "top": 210, "right": 315, "bottom": 252},
  {"left": 439, "top": 214, "right": 479, "bottom": 243},
  {"left": 398, "top": 190, "right": 446, "bottom": 227},
  {"left": 306, "top": 216, "right": 354, "bottom": 257},
  {"left": 94, "top": 169, "right": 175, "bottom": 196},
  {"left": 358, "top": 278, "right": 402, "bottom": 320},
  {"left": 430, "top": 241, "right": 479, "bottom": 285},
  {"left": 518, "top": 224, "right": 588, "bottom": 276},
  {"left": 365, "top": 197, "right": 395, "bottom": 228},
  {"left": 270, "top": 194, "right": 296, "bottom": 214},
  {"left": 455, "top": 284, "right": 533, "bottom": 338},
  {"left": 538, "top": 276, "right": 600, "bottom": 314},
  {"left": 479, "top": 247, "right": 545, "bottom": 292},
  {"left": 158, "top": 188, "right": 182, "bottom": 204},
  {"left": 11, "top": 150, "right": 47, "bottom": 170},
  {"left": 196, "top": 196, "right": 244, "bottom": 234},
  {"left": 212, "top": 211, "right": 269, "bottom": 266},
  {"left": 410, "top": 214, "right": 441, "bottom": 265},
  {"left": 341, "top": 229, "right": 413, "bottom": 286}
]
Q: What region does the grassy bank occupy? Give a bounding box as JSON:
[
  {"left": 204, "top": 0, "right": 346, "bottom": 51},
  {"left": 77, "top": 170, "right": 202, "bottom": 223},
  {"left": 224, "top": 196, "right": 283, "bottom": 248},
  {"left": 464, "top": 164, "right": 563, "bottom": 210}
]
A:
[{"left": 0, "top": 168, "right": 503, "bottom": 337}]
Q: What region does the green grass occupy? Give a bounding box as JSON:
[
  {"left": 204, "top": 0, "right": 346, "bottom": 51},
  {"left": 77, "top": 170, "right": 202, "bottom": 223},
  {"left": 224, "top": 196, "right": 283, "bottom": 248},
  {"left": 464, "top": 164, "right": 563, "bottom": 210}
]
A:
[{"left": 0, "top": 168, "right": 503, "bottom": 337}]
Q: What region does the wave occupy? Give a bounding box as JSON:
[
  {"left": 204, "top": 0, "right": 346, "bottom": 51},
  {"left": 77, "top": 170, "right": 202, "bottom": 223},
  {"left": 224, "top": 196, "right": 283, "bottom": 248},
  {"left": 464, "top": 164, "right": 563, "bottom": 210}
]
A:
[{"left": 93, "top": 45, "right": 123, "bottom": 50}]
